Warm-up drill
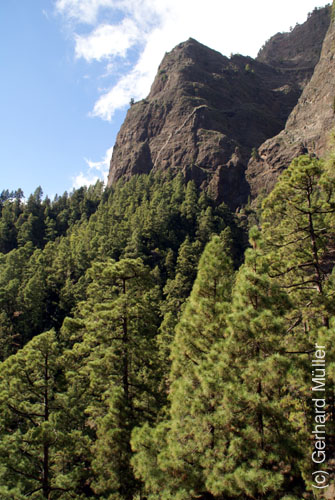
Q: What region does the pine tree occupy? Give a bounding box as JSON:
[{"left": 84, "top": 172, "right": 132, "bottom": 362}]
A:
[
  {"left": 62, "top": 257, "right": 162, "bottom": 499},
  {"left": 260, "top": 155, "right": 335, "bottom": 493},
  {"left": 196, "top": 206, "right": 216, "bottom": 243},
  {"left": 0, "top": 243, "right": 35, "bottom": 351},
  {"left": 262, "top": 154, "right": 335, "bottom": 333},
  {"left": 181, "top": 181, "right": 198, "bottom": 229},
  {"left": 0, "top": 201, "right": 18, "bottom": 253},
  {"left": 0, "top": 330, "right": 71, "bottom": 499},
  {"left": 203, "top": 228, "right": 305, "bottom": 500},
  {"left": 158, "top": 236, "right": 203, "bottom": 381},
  {"left": 132, "top": 229, "right": 235, "bottom": 499}
]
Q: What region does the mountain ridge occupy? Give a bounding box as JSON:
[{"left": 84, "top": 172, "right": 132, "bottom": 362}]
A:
[
  {"left": 247, "top": 4, "right": 335, "bottom": 198},
  {"left": 107, "top": 5, "right": 331, "bottom": 210}
]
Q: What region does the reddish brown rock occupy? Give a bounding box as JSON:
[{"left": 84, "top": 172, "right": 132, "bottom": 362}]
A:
[
  {"left": 257, "top": 6, "right": 330, "bottom": 83},
  {"left": 108, "top": 7, "right": 330, "bottom": 210},
  {"left": 247, "top": 5, "right": 335, "bottom": 198}
]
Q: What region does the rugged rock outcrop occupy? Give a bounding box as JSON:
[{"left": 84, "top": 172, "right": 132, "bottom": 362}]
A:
[
  {"left": 257, "top": 6, "right": 330, "bottom": 83},
  {"left": 108, "top": 6, "right": 330, "bottom": 210},
  {"left": 247, "top": 5, "right": 335, "bottom": 197}
]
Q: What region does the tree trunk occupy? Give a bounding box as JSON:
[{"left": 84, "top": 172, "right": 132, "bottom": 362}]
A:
[{"left": 43, "top": 352, "right": 50, "bottom": 499}]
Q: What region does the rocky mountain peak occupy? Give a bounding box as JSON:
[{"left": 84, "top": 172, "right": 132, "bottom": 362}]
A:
[
  {"left": 257, "top": 5, "right": 330, "bottom": 73},
  {"left": 147, "top": 38, "right": 231, "bottom": 100},
  {"left": 247, "top": 5, "right": 335, "bottom": 198},
  {"left": 108, "top": 5, "right": 331, "bottom": 210}
]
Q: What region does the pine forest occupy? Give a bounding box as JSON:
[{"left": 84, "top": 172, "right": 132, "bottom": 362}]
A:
[{"left": 0, "top": 149, "right": 335, "bottom": 499}]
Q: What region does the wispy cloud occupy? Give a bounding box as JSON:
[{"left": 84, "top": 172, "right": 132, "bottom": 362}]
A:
[
  {"left": 72, "top": 146, "right": 113, "bottom": 188},
  {"left": 55, "top": 0, "right": 328, "bottom": 122},
  {"left": 72, "top": 171, "right": 100, "bottom": 189},
  {"left": 75, "top": 19, "right": 140, "bottom": 61},
  {"left": 55, "top": 0, "right": 114, "bottom": 25},
  {"left": 42, "top": 9, "right": 50, "bottom": 20}
]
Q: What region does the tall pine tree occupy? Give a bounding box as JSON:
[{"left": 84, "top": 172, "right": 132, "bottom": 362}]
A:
[
  {"left": 61, "top": 257, "right": 162, "bottom": 499},
  {"left": 132, "top": 229, "right": 235, "bottom": 499},
  {"left": 203, "top": 228, "right": 305, "bottom": 500},
  {"left": 0, "top": 330, "right": 77, "bottom": 499}
]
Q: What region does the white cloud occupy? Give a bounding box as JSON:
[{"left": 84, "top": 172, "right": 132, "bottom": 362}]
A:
[
  {"left": 72, "top": 146, "right": 113, "bottom": 188},
  {"left": 55, "top": 0, "right": 114, "bottom": 25},
  {"left": 86, "top": 146, "right": 113, "bottom": 178},
  {"left": 56, "top": 0, "right": 329, "bottom": 121},
  {"left": 75, "top": 19, "right": 140, "bottom": 61},
  {"left": 72, "top": 171, "right": 100, "bottom": 189},
  {"left": 92, "top": 62, "right": 153, "bottom": 120},
  {"left": 55, "top": 0, "right": 163, "bottom": 26}
]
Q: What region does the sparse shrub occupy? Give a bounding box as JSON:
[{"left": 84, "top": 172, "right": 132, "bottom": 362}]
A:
[{"left": 251, "top": 147, "right": 260, "bottom": 160}]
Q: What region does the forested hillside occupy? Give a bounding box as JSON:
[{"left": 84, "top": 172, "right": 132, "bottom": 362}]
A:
[{"left": 0, "top": 149, "right": 334, "bottom": 499}]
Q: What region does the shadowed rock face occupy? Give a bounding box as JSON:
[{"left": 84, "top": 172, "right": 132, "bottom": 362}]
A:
[
  {"left": 108, "top": 6, "right": 330, "bottom": 210},
  {"left": 247, "top": 5, "right": 335, "bottom": 198},
  {"left": 257, "top": 6, "right": 330, "bottom": 77}
]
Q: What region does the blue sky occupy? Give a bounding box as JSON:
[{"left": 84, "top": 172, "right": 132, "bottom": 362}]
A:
[{"left": 0, "top": 0, "right": 329, "bottom": 198}]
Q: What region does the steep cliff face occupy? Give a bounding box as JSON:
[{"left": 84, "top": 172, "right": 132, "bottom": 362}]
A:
[
  {"left": 257, "top": 6, "right": 330, "bottom": 82},
  {"left": 247, "top": 5, "right": 335, "bottom": 198},
  {"left": 108, "top": 6, "right": 330, "bottom": 210}
]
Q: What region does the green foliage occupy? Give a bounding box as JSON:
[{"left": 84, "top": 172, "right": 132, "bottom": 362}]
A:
[
  {"left": 132, "top": 229, "right": 236, "bottom": 498},
  {"left": 0, "top": 330, "right": 66, "bottom": 498},
  {"left": 0, "top": 173, "right": 239, "bottom": 355},
  {"left": 245, "top": 63, "right": 254, "bottom": 73},
  {"left": 61, "top": 257, "right": 162, "bottom": 499},
  {"left": 261, "top": 154, "right": 335, "bottom": 487},
  {"left": 203, "top": 230, "right": 305, "bottom": 499},
  {"left": 1, "top": 152, "right": 335, "bottom": 499},
  {"left": 251, "top": 146, "right": 259, "bottom": 160},
  {"left": 262, "top": 154, "right": 335, "bottom": 333},
  {"left": 0, "top": 182, "right": 104, "bottom": 253}
]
